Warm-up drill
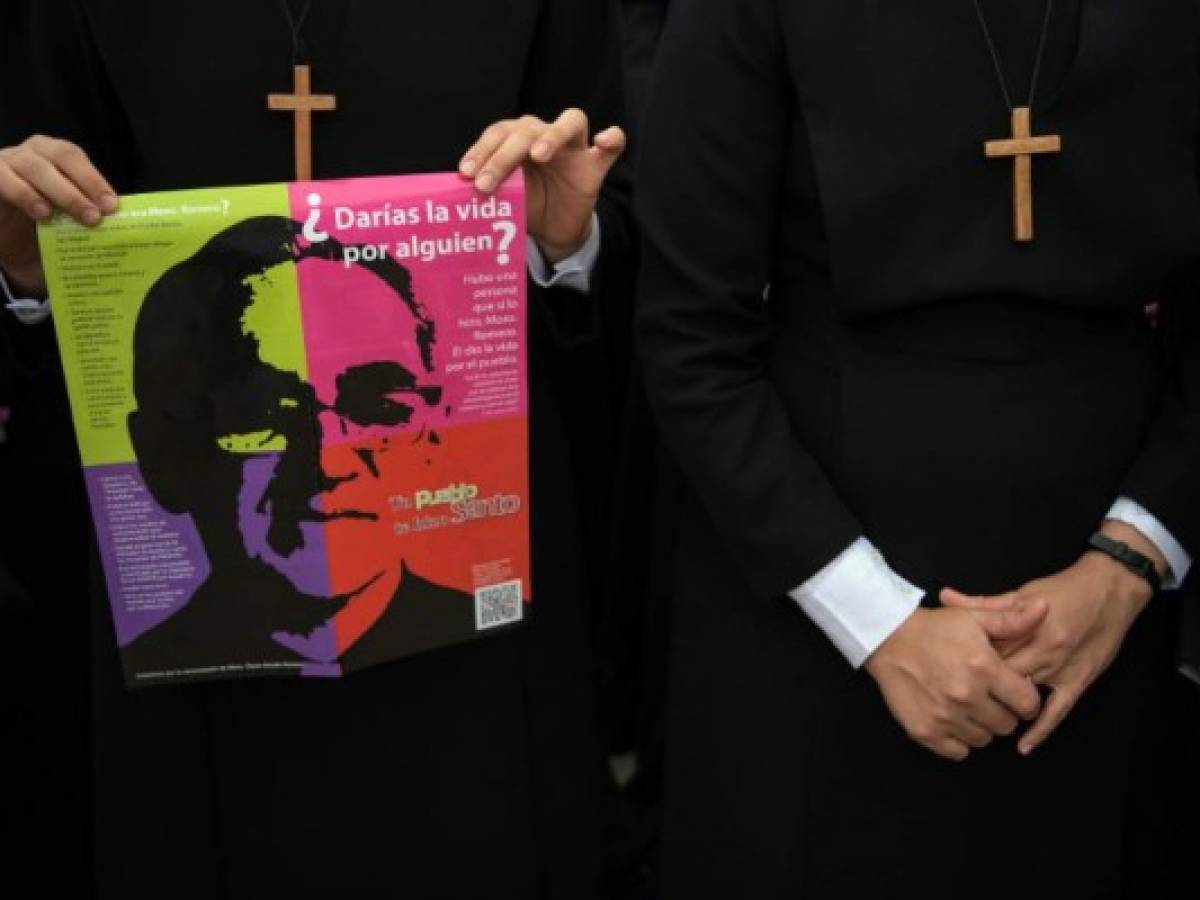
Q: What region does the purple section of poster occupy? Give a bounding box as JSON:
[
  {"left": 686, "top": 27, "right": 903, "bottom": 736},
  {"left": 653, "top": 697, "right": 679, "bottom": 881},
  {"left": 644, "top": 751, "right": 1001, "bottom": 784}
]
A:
[
  {"left": 85, "top": 463, "right": 210, "bottom": 646},
  {"left": 236, "top": 454, "right": 332, "bottom": 598}
]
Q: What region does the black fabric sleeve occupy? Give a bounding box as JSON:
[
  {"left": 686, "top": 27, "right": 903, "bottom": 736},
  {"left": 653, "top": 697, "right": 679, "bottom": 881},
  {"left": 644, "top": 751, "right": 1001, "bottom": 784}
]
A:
[
  {"left": 518, "top": 0, "right": 637, "bottom": 350},
  {"left": 1117, "top": 62, "right": 1200, "bottom": 585},
  {"left": 1119, "top": 294, "right": 1200, "bottom": 578},
  {"left": 0, "top": 1, "right": 136, "bottom": 397},
  {"left": 1122, "top": 265, "right": 1200, "bottom": 675},
  {"left": 0, "top": 1, "right": 135, "bottom": 189},
  {"left": 634, "top": 0, "right": 862, "bottom": 601},
  {"left": 1101, "top": 42, "right": 1200, "bottom": 671}
]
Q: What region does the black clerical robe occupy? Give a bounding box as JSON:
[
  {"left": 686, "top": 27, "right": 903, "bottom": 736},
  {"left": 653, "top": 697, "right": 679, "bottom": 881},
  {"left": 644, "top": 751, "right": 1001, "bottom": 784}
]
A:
[
  {"left": 637, "top": 0, "right": 1198, "bottom": 897},
  {"left": 0, "top": 2, "right": 633, "bottom": 898}
]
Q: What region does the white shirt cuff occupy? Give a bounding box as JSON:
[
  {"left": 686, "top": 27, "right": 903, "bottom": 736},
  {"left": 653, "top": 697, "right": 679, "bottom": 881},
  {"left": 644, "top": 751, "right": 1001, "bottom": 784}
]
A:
[
  {"left": 788, "top": 537, "right": 924, "bottom": 669},
  {"left": 1107, "top": 497, "right": 1191, "bottom": 590},
  {"left": 0, "top": 267, "right": 51, "bottom": 325},
  {"left": 525, "top": 213, "right": 600, "bottom": 295}
]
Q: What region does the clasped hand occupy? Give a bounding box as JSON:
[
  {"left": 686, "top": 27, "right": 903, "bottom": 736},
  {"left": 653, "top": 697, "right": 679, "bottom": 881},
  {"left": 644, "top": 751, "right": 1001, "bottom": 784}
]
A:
[
  {"left": 940, "top": 545, "right": 1153, "bottom": 756},
  {"left": 868, "top": 525, "right": 1158, "bottom": 762},
  {"left": 865, "top": 600, "right": 1047, "bottom": 762}
]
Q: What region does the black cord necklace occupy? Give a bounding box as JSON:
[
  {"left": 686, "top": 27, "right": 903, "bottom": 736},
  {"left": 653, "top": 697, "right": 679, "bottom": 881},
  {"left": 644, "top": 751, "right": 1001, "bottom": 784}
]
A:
[
  {"left": 971, "top": 0, "right": 1056, "bottom": 112},
  {"left": 280, "top": 0, "right": 315, "bottom": 66},
  {"left": 972, "top": 0, "right": 1063, "bottom": 243},
  {"left": 269, "top": 0, "right": 336, "bottom": 180}
]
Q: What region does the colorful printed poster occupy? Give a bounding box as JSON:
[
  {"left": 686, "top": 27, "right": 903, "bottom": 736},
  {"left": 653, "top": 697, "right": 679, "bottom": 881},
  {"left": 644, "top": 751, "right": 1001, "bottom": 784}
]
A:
[{"left": 39, "top": 173, "right": 530, "bottom": 686}]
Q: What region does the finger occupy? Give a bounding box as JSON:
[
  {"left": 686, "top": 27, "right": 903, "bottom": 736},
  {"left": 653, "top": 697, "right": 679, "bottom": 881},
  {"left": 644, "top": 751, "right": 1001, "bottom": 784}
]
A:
[
  {"left": 973, "top": 599, "right": 1048, "bottom": 643},
  {"left": 530, "top": 108, "right": 589, "bottom": 163},
  {"left": 0, "top": 159, "right": 53, "bottom": 220},
  {"left": 8, "top": 151, "right": 102, "bottom": 225},
  {"left": 931, "top": 737, "right": 971, "bottom": 762},
  {"left": 1018, "top": 684, "right": 1081, "bottom": 755},
  {"left": 1005, "top": 644, "right": 1062, "bottom": 684},
  {"left": 940, "top": 587, "right": 1020, "bottom": 609},
  {"left": 989, "top": 663, "right": 1042, "bottom": 721},
  {"left": 950, "top": 717, "right": 993, "bottom": 749},
  {"left": 583, "top": 127, "right": 628, "bottom": 181},
  {"left": 993, "top": 633, "right": 1035, "bottom": 660},
  {"left": 475, "top": 124, "right": 544, "bottom": 193},
  {"left": 41, "top": 139, "right": 118, "bottom": 212},
  {"left": 969, "top": 699, "right": 1020, "bottom": 738},
  {"left": 592, "top": 125, "right": 627, "bottom": 158},
  {"left": 458, "top": 120, "right": 518, "bottom": 179}
]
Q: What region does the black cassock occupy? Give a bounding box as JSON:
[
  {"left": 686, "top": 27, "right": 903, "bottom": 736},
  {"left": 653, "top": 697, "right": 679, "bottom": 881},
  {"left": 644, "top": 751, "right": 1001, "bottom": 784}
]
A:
[
  {"left": 0, "top": 1, "right": 633, "bottom": 898},
  {"left": 638, "top": 0, "right": 1199, "bottom": 897}
]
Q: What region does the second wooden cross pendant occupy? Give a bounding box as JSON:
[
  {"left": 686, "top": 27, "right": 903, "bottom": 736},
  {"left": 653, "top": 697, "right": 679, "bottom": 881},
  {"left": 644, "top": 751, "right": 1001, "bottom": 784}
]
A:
[
  {"left": 984, "top": 106, "right": 1062, "bottom": 243},
  {"left": 268, "top": 64, "right": 337, "bottom": 182}
]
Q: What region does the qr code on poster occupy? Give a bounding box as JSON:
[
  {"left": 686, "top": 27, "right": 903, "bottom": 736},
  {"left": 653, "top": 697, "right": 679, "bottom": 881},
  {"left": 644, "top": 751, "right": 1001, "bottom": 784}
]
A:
[{"left": 475, "top": 579, "right": 524, "bottom": 630}]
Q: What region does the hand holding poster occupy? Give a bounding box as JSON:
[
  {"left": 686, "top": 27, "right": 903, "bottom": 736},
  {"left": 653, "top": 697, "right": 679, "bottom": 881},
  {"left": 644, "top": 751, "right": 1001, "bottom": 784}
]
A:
[{"left": 39, "top": 173, "right": 530, "bottom": 686}]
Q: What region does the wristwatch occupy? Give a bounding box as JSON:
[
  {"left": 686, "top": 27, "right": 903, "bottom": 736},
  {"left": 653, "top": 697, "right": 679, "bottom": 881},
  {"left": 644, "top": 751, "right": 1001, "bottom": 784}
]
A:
[{"left": 1088, "top": 532, "right": 1162, "bottom": 595}]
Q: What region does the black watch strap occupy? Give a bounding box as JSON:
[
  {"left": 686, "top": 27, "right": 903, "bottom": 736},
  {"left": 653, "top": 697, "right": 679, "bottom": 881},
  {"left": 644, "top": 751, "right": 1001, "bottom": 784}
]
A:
[{"left": 1088, "top": 532, "right": 1162, "bottom": 595}]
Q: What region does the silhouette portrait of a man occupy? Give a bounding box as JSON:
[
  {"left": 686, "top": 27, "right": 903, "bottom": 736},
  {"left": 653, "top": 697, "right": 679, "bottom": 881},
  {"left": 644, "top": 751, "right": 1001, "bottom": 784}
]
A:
[{"left": 122, "top": 216, "right": 477, "bottom": 680}]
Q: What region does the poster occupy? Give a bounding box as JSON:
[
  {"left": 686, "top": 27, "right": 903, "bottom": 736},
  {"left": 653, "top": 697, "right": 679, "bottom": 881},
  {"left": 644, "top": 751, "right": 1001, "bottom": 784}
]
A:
[{"left": 39, "top": 173, "right": 531, "bottom": 686}]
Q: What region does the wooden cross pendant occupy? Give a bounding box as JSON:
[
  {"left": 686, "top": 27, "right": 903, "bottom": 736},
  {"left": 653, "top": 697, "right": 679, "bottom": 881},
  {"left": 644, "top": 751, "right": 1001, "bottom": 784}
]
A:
[
  {"left": 268, "top": 64, "right": 337, "bottom": 182},
  {"left": 984, "top": 106, "right": 1061, "bottom": 243}
]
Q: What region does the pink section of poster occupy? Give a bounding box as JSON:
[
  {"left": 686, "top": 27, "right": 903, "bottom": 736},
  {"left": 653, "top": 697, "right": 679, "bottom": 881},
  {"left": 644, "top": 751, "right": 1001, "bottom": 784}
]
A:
[{"left": 289, "top": 173, "right": 528, "bottom": 429}]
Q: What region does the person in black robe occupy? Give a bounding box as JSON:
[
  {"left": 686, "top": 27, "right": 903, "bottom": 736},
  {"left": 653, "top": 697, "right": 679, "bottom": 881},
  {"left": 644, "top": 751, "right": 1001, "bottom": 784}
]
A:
[
  {"left": 0, "top": 1, "right": 634, "bottom": 897},
  {"left": 0, "top": 158, "right": 94, "bottom": 900},
  {"left": 637, "top": 0, "right": 1197, "bottom": 897},
  {"left": 595, "top": 5, "right": 675, "bottom": 899}
]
